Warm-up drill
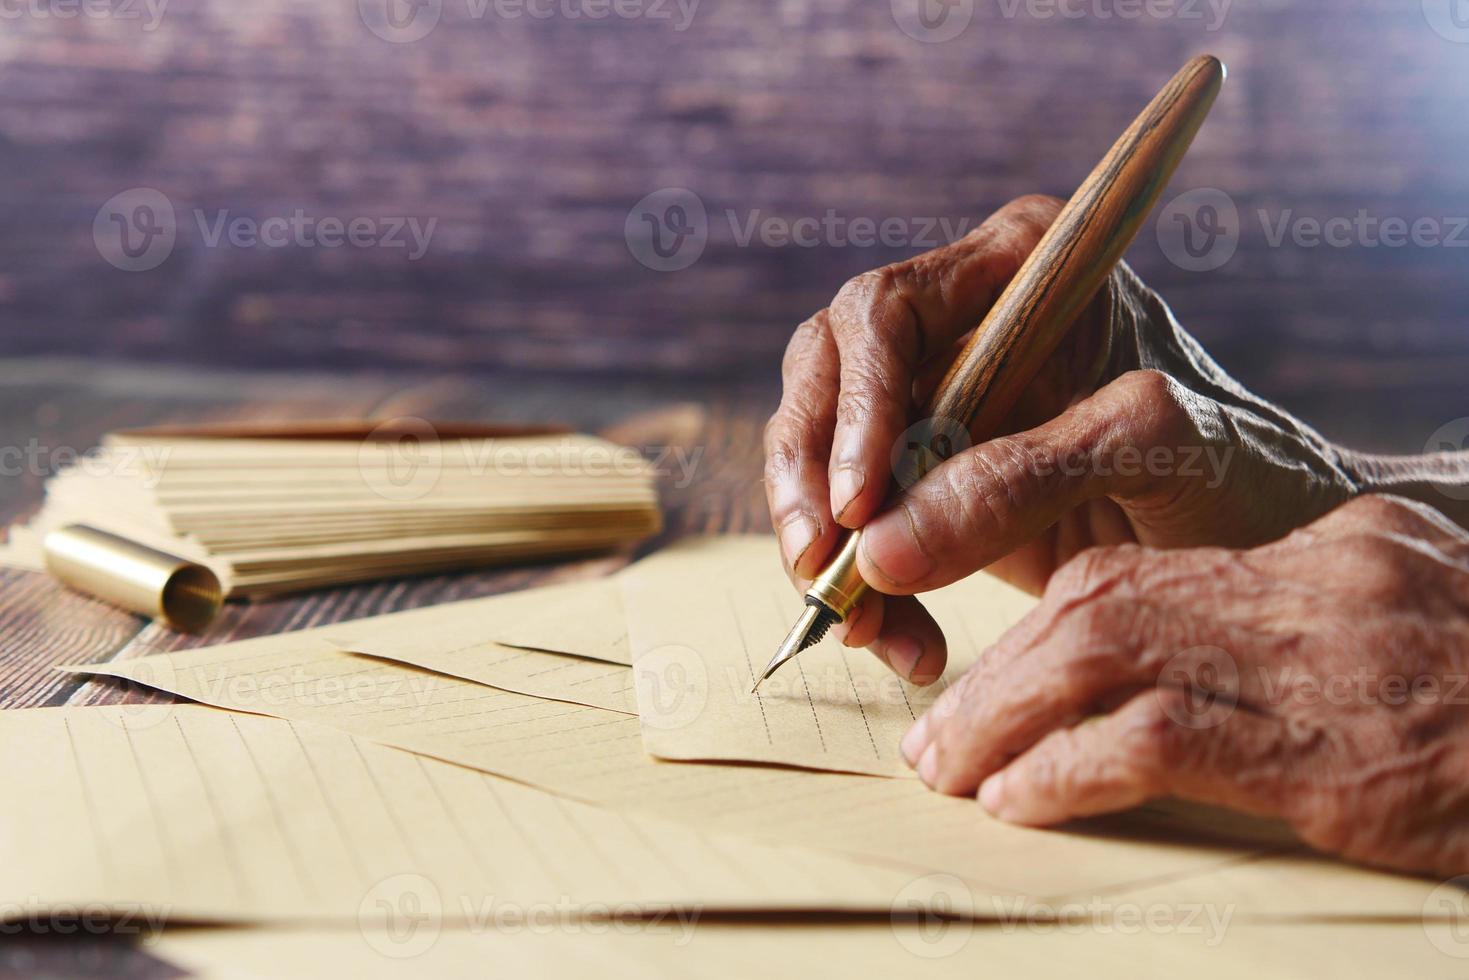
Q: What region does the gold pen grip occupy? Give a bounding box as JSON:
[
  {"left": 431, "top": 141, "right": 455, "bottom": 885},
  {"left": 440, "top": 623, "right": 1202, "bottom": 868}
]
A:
[{"left": 804, "top": 530, "right": 866, "bottom": 621}]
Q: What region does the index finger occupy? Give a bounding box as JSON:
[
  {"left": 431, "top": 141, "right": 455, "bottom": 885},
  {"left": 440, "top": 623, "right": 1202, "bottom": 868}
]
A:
[{"left": 824, "top": 195, "right": 1065, "bottom": 529}]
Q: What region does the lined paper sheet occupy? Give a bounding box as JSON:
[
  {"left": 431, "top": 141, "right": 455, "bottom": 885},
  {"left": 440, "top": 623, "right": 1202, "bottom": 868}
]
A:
[
  {"left": 156, "top": 920, "right": 1464, "bottom": 980},
  {"left": 0, "top": 705, "right": 924, "bottom": 921},
  {"left": 621, "top": 537, "right": 1039, "bottom": 777},
  {"left": 326, "top": 629, "right": 635, "bottom": 714},
  {"left": 69, "top": 646, "right": 1445, "bottom": 916}
]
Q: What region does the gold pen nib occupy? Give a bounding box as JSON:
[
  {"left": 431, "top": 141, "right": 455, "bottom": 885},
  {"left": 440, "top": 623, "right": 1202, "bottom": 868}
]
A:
[{"left": 751, "top": 601, "right": 837, "bottom": 693}]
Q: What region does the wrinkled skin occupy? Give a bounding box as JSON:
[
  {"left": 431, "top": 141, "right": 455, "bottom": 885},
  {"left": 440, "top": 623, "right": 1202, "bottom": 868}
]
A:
[
  {"left": 764, "top": 195, "right": 1363, "bottom": 683},
  {"left": 901, "top": 494, "right": 1469, "bottom": 878},
  {"left": 763, "top": 194, "right": 1469, "bottom": 877}
]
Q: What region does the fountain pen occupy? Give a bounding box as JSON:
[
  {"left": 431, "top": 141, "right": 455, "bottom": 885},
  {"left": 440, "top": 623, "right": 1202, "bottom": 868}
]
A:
[{"left": 753, "top": 54, "right": 1226, "bottom": 692}]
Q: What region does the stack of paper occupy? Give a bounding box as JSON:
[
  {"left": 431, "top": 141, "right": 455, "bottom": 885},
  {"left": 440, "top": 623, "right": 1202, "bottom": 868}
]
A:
[
  {"left": 2, "top": 422, "right": 660, "bottom": 595},
  {"left": 4, "top": 536, "right": 1454, "bottom": 973}
]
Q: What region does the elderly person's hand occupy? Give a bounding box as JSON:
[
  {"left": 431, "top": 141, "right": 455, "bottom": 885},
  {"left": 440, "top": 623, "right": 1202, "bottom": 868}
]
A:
[
  {"left": 764, "top": 194, "right": 1469, "bottom": 685},
  {"left": 899, "top": 495, "right": 1469, "bottom": 878}
]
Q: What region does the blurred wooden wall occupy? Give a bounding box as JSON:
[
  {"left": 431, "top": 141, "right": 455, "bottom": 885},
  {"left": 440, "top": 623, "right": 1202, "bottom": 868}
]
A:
[{"left": 0, "top": 0, "right": 1465, "bottom": 441}]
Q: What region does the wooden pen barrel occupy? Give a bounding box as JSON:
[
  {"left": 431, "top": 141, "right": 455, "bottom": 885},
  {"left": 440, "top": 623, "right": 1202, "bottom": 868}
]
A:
[{"left": 926, "top": 54, "right": 1226, "bottom": 459}]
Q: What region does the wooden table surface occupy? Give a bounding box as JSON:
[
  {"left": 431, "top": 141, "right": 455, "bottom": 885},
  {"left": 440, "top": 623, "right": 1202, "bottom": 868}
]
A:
[{"left": 0, "top": 356, "right": 1453, "bottom": 975}]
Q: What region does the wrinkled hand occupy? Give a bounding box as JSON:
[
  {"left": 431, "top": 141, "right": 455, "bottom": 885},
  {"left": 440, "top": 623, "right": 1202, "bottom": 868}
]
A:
[
  {"left": 764, "top": 194, "right": 1360, "bottom": 685},
  {"left": 899, "top": 494, "right": 1469, "bottom": 878}
]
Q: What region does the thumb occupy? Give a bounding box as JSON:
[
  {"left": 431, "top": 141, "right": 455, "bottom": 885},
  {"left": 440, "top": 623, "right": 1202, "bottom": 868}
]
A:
[{"left": 856, "top": 369, "right": 1209, "bottom": 594}]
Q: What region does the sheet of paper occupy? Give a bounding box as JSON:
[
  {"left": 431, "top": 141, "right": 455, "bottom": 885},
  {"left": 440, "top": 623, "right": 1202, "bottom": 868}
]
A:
[
  {"left": 156, "top": 920, "right": 1464, "bottom": 980},
  {"left": 67, "top": 644, "right": 1446, "bottom": 917},
  {"left": 0, "top": 704, "right": 926, "bottom": 922},
  {"left": 621, "top": 536, "right": 1039, "bottom": 777},
  {"left": 323, "top": 576, "right": 634, "bottom": 712},
  {"left": 326, "top": 631, "right": 635, "bottom": 714}
]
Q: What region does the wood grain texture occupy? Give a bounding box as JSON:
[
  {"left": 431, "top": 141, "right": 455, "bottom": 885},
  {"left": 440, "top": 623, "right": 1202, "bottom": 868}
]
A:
[
  {"left": 936, "top": 55, "right": 1223, "bottom": 442},
  {"left": 0, "top": 2, "right": 1467, "bottom": 410}
]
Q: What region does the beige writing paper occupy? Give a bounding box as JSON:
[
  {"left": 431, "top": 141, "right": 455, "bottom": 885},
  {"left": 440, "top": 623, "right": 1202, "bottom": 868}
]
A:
[
  {"left": 326, "top": 624, "right": 635, "bottom": 714},
  {"left": 68, "top": 644, "right": 1445, "bottom": 917},
  {"left": 156, "top": 919, "right": 1466, "bottom": 980},
  {"left": 621, "top": 536, "right": 1039, "bottom": 777},
  {"left": 0, "top": 704, "right": 921, "bottom": 921}
]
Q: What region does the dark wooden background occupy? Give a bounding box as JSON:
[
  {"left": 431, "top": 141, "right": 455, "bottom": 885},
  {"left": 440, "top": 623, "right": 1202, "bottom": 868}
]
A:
[{"left": 0, "top": 0, "right": 1466, "bottom": 447}]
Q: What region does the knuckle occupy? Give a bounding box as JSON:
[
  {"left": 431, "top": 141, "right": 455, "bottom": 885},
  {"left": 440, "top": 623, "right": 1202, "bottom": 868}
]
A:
[
  {"left": 1335, "top": 493, "right": 1448, "bottom": 538},
  {"left": 830, "top": 270, "right": 891, "bottom": 328},
  {"left": 1123, "top": 694, "right": 1181, "bottom": 767},
  {"left": 833, "top": 376, "right": 890, "bottom": 427},
  {"left": 942, "top": 444, "right": 1022, "bottom": 541},
  {"left": 1004, "top": 193, "right": 1066, "bottom": 230},
  {"left": 1289, "top": 796, "right": 1355, "bottom": 856},
  {"left": 761, "top": 416, "right": 805, "bottom": 479},
  {"left": 1115, "top": 368, "right": 1185, "bottom": 425},
  {"left": 1046, "top": 545, "right": 1140, "bottom": 604}
]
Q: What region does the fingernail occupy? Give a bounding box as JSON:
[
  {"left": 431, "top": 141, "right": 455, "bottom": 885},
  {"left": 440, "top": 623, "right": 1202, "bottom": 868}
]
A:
[
  {"left": 979, "top": 771, "right": 1006, "bottom": 815},
  {"left": 884, "top": 634, "right": 923, "bottom": 680},
  {"left": 916, "top": 741, "right": 939, "bottom": 787},
  {"left": 829, "top": 465, "right": 865, "bottom": 523},
  {"left": 899, "top": 714, "right": 930, "bottom": 767},
  {"left": 861, "top": 512, "right": 935, "bottom": 586},
  {"left": 835, "top": 604, "right": 862, "bottom": 646},
  {"left": 778, "top": 514, "right": 817, "bottom": 571}
]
